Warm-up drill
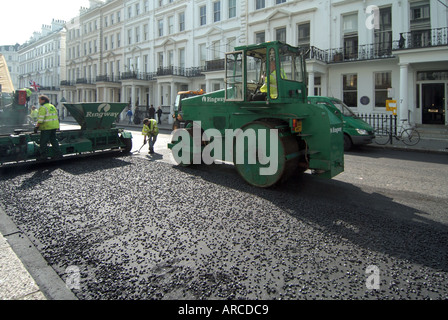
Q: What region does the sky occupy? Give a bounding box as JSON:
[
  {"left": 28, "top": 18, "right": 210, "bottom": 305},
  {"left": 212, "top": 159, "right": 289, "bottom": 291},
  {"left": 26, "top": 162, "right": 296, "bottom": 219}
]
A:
[{"left": 0, "top": 0, "right": 92, "bottom": 45}]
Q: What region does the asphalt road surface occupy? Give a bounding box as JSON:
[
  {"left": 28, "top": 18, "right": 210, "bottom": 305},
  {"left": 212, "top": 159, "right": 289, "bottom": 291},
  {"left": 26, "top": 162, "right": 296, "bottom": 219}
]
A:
[{"left": 0, "top": 127, "right": 447, "bottom": 301}]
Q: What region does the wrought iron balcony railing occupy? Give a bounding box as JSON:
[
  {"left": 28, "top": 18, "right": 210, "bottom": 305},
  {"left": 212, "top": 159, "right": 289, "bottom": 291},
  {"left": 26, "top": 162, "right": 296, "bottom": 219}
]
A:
[
  {"left": 393, "top": 27, "right": 448, "bottom": 50},
  {"left": 156, "top": 66, "right": 204, "bottom": 77},
  {"left": 120, "top": 72, "right": 156, "bottom": 81},
  {"left": 76, "top": 78, "right": 95, "bottom": 84},
  {"left": 204, "top": 59, "right": 225, "bottom": 72},
  {"left": 96, "top": 75, "right": 121, "bottom": 82},
  {"left": 60, "top": 80, "right": 75, "bottom": 86},
  {"left": 308, "top": 44, "right": 393, "bottom": 64}
]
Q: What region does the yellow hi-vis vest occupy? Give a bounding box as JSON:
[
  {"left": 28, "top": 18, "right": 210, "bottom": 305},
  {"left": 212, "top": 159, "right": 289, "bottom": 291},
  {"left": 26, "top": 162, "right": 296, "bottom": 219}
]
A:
[
  {"left": 38, "top": 103, "right": 59, "bottom": 130},
  {"left": 142, "top": 119, "right": 159, "bottom": 136},
  {"left": 260, "top": 69, "right": 286, "bottom": 99},
  {"left": 30, "top": 109, "right": 39, "bottom": 121}
]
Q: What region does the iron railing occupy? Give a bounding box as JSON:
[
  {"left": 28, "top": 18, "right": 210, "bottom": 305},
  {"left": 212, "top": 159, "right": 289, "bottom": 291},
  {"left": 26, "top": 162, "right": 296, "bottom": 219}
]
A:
[
  {"left": 156, "top": 66, "right": 204, "bottom": 77},
  {"left": 96, "top": 74, "right": 121, "bottom": 82},
  {"left": 309, "top": 43, "right": 393, "bottom": 63},
  {"left": 120, "top": 72, "right": 156, "bottom": 81},
  {"left": 205, "top": 59, "right": 225, "bottom": 72},
  {"left": 393, "top": 27, "right": 448, "bottom": 50},
  {"left": 357, "top": 113, "right": 398, "bottom": 143}
]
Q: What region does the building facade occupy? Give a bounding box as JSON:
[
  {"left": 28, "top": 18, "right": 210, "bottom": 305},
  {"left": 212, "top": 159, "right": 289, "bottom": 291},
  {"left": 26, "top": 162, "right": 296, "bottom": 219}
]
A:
[
  {"left": 33, "top": 0, "right": 448, "bottom": 125},
  {"left": 0, "top": 45, "right": 20, "bottom": 91},
  {"left": 17, "top": 20, "right": 66, "bottom": 108}
]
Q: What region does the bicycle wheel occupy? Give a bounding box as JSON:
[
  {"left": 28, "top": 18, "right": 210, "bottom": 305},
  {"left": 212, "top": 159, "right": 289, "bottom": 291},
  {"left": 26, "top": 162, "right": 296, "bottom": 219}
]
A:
[
  {"left": 401, "top": 128, "right": 420, "bottom": 146},
  {"left": 373, "top": 129, "right": 390, "bottom": 145}
]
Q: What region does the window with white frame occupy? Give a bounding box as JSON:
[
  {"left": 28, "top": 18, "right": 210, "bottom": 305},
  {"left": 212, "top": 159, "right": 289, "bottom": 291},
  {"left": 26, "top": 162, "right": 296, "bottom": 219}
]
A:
[
  {"left": 144, "top": 55, "right": 149, "bottom": 73},
  {"left": 255, "top": 31, "right": 265, "bottom": 43},
  {"left": 343, "top": 13, "right": 358, "bottom": 59},
  {"left": 343, "top": 74, "right": 358, "bottom": 107},
  {"left": 227, "top": 37, "right": 236, "bottom": 52},
  {"left": 214, "top": 1, "right": 221, "bottom": 22},
  {"left": 200, "top": 6, "right": 207, "bottom": 26},
  {"left": 144, "top": 24, "right": 149, "bottom": 41},
  {"left": 199, "top": 43, "right": 206, "bottom": 66},
  {"left": 128, "top": 29, "right": 132, "bottom": 45},
  {"left": 298, "top": 22, "right": 310, "bottom": 49},
  {"left": 374, "top": 7, "right": 392, "bottom": 56},
  {"left": 168, "top": 50, "right": 174, "bottom": 67},
  {"left": 158, "top": 52, "right": 163, "bottom": 68},
  {"left": 145, "top": 1, "right": 149, "bottom": 13},
  {"left": 229, "top": 0, "right": 236, "bottom": 18},
  {"left": 168, "top": 16, "right": 174, "bottom": 34},
  {"left": 276, "top": 0, "right": 286, "bottom": 4},
  {"left": 179, "top": 12, "right": 185, "bottom": 32},
  {"left": 410, "top": 0, "right": 431, "bottom": 47},
  {"left": 179, "top": 48, "right": 185, "bottom": 69},
  {"left": 374, "top": 72, "right": 391, "bottom": 108},
  {"left": 158, "top": 19, "right": 164, "bottom": 36},
  {"left": 135, "top": 27, "right": 140, "bottom": 43},
  {"left": 256, "top": 0, "right": 265, "bottom": 10},
  {"left": 212, "top": 40, "right": 221, "bottom": 59},
  {"left": 276, "top": 27, "right": 286, "bottom": 42}
]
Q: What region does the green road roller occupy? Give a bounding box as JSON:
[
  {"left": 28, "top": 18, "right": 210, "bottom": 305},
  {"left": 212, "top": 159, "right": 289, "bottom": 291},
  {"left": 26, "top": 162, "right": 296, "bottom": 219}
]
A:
[{"left": 168, "top": 41, "right": 344, "bottom": 188}]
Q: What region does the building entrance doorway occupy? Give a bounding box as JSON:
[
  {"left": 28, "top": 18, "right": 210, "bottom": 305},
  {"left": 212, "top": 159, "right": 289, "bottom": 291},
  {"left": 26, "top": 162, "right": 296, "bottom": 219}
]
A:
[{"left": 422, "top": 83, "right": 445, "bottom": 125}]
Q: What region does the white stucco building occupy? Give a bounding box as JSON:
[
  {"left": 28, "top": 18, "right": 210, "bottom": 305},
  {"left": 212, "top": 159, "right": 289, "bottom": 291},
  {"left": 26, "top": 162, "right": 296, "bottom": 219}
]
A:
[
  {"left": 17, "top": 20, "right": 66, "bottom": 109},
  {"left": 18, "top": 0, "right": 447, "bottom": 126},
  {"left": 0, "top": 45, "right": 20, "bottom": 91}
]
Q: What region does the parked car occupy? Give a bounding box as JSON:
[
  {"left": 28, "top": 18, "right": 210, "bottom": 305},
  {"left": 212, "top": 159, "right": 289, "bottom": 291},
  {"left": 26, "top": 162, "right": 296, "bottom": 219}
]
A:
[{"left": 308, "top": 96, "right": 375, "bottom": 151}]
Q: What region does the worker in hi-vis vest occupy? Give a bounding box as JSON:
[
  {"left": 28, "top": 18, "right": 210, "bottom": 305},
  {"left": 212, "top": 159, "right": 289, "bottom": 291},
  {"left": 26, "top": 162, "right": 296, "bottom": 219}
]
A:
[
  {"left": 35, "top": 95, "right": 62, "bottom": 160},
  {"left": 260, "top": 51, "right": 286, "bottom": 99},
  {"left": 142, "top": 118, "right": 159, "bottom": 154},
  {"left": 29, "top": 105, "right": 39, "bottom": 123}
]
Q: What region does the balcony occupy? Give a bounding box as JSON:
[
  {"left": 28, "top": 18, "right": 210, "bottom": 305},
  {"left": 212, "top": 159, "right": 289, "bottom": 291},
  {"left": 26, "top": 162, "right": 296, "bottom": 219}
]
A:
[
  {"left": 76, "top": 78, "right": 95, "bottom": 85},
  {"left": 393, "top": 27, "right": 448, "bottom": 50},
  {"left": 204, "top": 59, "right": 225, "bottom": 72},
  {"left": 39, "top": 86, "right": 60, "bottom": 91},
  {"left": 96, "top": 75, "right": 121, "bottom": 82},
  {"left": 60, "top": 80, "right": 75, "bottom": 86},
  {"left": 308, "top": 43, "right": 394, "bottom": 64},
  {"left": 156, "top": 66, "right": 204, "bottom": 77},
  {"left": 120, "top": 72, "right": 156, "bottom": 81}
]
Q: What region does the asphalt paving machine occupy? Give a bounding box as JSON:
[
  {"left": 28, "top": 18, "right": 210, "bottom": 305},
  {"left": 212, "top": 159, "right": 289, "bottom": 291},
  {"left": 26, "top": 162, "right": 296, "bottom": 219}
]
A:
[
  {"left": 0, "top": 102, "right": 132, "bottom": 166},
  {"left": 168, "top": 41, "right": 344, "bottom": 187}
]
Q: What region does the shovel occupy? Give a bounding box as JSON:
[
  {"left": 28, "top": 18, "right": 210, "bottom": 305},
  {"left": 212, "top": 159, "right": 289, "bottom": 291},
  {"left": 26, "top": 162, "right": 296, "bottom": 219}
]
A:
[{"left": 132, "top": 141, "right": 147, "bottom": 154}]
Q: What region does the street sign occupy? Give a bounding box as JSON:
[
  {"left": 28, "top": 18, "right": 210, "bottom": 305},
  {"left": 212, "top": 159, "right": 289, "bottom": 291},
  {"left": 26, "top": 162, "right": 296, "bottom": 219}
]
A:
[{"left": 386, "top": 100, "right": 397, "bottom": 115}]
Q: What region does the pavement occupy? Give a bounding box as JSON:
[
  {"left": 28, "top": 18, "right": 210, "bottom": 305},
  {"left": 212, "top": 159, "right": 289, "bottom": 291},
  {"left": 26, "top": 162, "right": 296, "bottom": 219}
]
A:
[{"left": 0, "top": 119, "right": 446, "bottom": 300}]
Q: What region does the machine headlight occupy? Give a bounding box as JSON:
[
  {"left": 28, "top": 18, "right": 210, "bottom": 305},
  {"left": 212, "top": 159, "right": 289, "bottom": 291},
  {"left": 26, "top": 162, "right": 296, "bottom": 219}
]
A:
[{"left": 356, "top": 129, "right": 369, "bottom": 135}]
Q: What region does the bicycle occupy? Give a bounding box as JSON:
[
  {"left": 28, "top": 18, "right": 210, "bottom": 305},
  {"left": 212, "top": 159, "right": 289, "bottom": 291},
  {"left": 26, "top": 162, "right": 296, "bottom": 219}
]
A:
[{"left": 374, "top": 119, "right": 421, "bottom": 146}]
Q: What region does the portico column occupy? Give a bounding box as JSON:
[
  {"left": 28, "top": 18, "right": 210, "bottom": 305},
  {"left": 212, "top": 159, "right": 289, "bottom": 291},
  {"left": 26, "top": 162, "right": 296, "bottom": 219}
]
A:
[
  {"left": 308, "top": 71, "right": 315, "bottom": 97},
  {"left": 158, "top": 83, "right": 163, "bottom": 107},
  {"left": 170, "top": 82, "right": 176, "bottom": 124},
  {"left": 399, "top": 63, "right": 409, "bottom": 124},
  {"left": 131, "top": 85, "right": 136, "bottom": 112}
]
